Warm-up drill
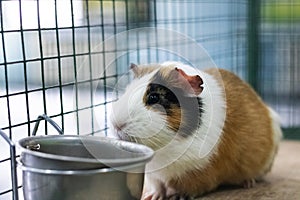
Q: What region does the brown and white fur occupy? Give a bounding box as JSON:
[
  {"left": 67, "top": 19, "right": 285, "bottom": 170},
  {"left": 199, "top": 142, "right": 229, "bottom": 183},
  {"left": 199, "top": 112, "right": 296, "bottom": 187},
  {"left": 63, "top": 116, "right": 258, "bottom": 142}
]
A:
[{"left": 110, "top": 62, "right": 282, "bottom": 199}]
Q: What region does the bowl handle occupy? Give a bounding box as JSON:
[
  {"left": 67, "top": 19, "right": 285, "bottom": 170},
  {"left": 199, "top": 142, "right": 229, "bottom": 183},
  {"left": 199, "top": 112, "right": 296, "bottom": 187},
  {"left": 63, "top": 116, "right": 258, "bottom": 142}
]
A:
[
  {"left": 0, "top": 129, "right": 19, "bottom": 200},
  {"left": 32, "top": 114, "right": 63, "bottom": 136}
]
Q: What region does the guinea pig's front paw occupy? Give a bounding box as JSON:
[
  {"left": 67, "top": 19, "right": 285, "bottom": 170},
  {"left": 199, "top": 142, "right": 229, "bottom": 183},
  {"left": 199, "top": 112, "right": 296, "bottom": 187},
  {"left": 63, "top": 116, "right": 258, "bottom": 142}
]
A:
[
  {"left": 165, "top": 187, "right": 192, "bottom": 200},
  {"left": 167, "top": 194, "right": 192, "bottom": 200},
  {"left": 142, "top": 187, "right": 192, "bottom": 200},
  {"left": 143, "top": 192, "right": 165, "bottom": 200},
  {"left": 143, "top": 192, "right": 192, "bottom": 200},
  {"left": 142, "top": 186, "right": 166, "bottom": 200}
]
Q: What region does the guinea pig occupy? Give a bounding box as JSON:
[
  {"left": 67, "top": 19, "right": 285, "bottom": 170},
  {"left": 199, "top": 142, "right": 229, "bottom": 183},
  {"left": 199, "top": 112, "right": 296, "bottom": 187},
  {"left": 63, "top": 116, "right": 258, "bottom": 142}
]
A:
[{"left": 110, "top": 61, "right": 282, "bottom": 200}]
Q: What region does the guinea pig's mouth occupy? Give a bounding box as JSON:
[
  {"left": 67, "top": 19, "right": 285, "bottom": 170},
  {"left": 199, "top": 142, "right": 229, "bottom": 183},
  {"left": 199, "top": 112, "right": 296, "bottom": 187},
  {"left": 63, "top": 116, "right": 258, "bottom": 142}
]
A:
[
  {"left": 114, "top": 128, "right": 136, "bottom": 142},
  {"left": 115, "top": 130, "right": 129, "bottom": 141},
  {"left": 112, "top": 122, "right": 144, "bottom": 143},
  {"left": 115, "top": 129, "right": 151, "bottom": 146},
  {"left": 114, "top": 123, "right": 127, "bottom": 132},
  {"left": 111, "top": 122, "right": 131, "bottom": 141}
]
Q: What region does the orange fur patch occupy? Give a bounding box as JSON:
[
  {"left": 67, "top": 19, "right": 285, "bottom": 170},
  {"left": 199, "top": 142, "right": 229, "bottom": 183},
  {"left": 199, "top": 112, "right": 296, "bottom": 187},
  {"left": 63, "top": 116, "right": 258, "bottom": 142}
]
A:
[{"left": 167, "top": 68, "right": 277, "bottom": 197}]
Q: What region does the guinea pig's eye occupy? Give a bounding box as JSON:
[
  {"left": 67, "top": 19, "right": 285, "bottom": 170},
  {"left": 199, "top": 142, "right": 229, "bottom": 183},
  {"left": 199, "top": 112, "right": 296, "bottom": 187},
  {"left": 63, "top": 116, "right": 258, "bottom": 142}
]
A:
[{"left": 147, "top": 93, "right": 160, "bottom": 105}]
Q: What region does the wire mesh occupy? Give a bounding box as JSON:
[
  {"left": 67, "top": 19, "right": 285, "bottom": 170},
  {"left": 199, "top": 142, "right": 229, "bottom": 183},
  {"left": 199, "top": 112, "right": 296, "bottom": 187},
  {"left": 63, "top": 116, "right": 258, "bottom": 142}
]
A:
[
  {"left": 260, "top": 0, "right": 300, "bottom": 135},
  {"left": 0, "top": 0, "right": 299, "bottom": 199}
]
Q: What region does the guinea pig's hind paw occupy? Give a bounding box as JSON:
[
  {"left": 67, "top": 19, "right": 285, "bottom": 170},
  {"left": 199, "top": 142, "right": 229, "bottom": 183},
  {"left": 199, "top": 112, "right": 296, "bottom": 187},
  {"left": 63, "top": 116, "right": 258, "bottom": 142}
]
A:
[{"left": 242, "top": 179, "right": 256, "bottom": 189}]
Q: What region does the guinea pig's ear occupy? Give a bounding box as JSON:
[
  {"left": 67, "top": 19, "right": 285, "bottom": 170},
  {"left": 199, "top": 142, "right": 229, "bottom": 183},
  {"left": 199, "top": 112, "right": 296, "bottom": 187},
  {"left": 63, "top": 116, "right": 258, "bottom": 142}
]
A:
[
  {"left": 173, "top": 67, "right": 204, "bottom": 95},
  {"left": 130, "top": 63, "right": 139, "bottom": 78}
]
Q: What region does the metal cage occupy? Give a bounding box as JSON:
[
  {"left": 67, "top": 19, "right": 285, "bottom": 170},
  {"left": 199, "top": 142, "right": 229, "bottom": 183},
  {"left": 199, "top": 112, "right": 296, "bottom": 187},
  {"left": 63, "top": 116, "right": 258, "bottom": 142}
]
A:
[{"left": 0, "top": 0, "right": 299, "bottom": 199}]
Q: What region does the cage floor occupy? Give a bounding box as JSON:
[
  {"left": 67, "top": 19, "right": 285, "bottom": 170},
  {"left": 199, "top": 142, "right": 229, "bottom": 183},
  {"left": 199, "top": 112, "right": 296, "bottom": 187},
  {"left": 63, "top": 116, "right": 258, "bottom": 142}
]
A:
[{"left": 197, "top": 140, "right": 300, "bottom": 200}]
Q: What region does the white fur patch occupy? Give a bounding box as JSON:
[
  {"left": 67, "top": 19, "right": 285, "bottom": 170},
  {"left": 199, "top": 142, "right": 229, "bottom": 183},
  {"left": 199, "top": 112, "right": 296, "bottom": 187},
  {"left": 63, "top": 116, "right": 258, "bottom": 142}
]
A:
[
  {"left": 111, "top": 62, "right": 226, "bottom": 185},
  {"left": 261, "top": 107, "right": 282, "bottom": 173},
  {"left": 145, "top": 62, "right": 226, "bottom": 182},
  {"left": 111, "top": 70, "right": 167, "bottom": 141}
]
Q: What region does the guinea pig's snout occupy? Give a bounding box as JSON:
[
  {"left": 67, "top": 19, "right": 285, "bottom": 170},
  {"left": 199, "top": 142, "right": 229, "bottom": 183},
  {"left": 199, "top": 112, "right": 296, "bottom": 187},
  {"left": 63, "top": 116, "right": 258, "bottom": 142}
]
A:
[
  {"left": 111, "top": 119, "right": 129, "bottom": 140},
  {"left": 114, "top": 122, "right": 127, "bottom": 132},
  {"left": 110, "top": 114, "right": 126, "bottom": 131}
]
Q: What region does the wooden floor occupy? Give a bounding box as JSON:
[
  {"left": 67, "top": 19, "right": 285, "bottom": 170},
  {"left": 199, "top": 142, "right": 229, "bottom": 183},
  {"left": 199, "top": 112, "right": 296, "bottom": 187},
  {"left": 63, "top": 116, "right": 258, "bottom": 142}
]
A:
[{"left": 196, "top": 140, "right": 300, "bottom": 200}]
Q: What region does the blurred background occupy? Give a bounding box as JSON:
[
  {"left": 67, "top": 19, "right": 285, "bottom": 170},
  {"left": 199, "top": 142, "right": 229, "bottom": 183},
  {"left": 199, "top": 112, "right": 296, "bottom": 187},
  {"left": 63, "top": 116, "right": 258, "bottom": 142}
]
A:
[{"left": 0, "top": 0, "right": 299, "bottom": 199}]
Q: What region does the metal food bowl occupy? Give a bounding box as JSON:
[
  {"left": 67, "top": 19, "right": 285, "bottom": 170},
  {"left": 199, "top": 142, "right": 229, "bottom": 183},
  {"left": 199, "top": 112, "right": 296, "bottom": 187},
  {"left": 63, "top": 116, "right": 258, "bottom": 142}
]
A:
[
  {"left": 18, "top": 135, "right": 154, "bottom": 170},
  {"left": 0, "top": 115, "right": 154, "bottom": 200},
  {"left": 18, "top": 136, "right": 154, "bottom": 200},
  {"left": 19, "top": 162, "right": 146, "bottom": 200}
]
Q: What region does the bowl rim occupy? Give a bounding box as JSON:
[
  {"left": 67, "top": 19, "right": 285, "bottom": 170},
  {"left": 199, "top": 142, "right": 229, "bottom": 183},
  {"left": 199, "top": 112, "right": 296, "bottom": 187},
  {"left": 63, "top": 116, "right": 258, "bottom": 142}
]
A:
[
  {"left": 17, "top": 135, "right": 154, "bottom": 167},
  {"left": 18, "top": 159, "right": 146, "bottom": 175}
]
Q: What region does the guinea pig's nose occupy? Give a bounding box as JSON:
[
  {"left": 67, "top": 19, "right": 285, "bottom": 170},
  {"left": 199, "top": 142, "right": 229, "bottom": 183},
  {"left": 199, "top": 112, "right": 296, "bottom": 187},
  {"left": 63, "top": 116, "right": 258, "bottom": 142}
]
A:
[{"left": 114, "top": 122, "right": 127, "bottom": 132}]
